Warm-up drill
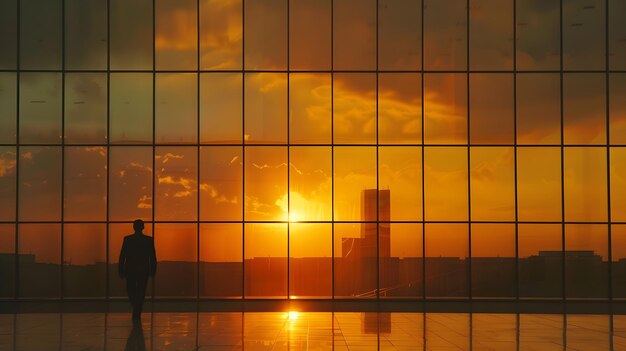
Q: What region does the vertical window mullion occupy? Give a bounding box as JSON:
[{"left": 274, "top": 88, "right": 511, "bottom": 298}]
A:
[{"left": 60, "top": 0, "right": 66, "bottom": 301}]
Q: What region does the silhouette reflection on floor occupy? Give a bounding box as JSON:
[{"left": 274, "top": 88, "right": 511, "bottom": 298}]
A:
[{"left": 0, "top": 311, "right": 623, "bottom": 350}]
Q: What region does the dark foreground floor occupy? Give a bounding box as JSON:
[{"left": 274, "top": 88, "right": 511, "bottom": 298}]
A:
[{"left": 1, "top": 312, "right": 626, "bottom": 350}]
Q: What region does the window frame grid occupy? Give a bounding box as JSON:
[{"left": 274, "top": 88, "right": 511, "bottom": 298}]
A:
[{"left": 2, "top": 0, "right": 616, "bottom": 302}]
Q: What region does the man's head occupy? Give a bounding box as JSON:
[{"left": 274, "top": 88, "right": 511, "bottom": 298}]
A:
[{"left": 133, "top": 219, "right": 145, "bottom": 233}]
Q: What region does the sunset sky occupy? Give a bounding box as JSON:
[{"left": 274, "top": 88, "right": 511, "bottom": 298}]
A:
[{"left": 0, "top": 0, "right": 626, "bottom": 282}]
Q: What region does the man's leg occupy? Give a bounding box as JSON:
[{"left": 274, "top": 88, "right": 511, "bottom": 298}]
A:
[
  {"left": 135, "top": 274, "right": 149, "bottom": 315},
  {"left": 126, "top": 275, "right": 140, "bottom": 319}
]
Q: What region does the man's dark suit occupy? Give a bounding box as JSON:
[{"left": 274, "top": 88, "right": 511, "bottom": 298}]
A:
[{"left": 119, "top": 234, "right": 157, "bottom": 319}]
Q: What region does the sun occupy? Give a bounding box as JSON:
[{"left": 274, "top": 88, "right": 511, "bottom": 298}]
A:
[
  {"left": 287, "top": 210, "right": 302, "bottom": 223},
  {"left": 275, "top": 191, "right": 307, "bottom": 222}
]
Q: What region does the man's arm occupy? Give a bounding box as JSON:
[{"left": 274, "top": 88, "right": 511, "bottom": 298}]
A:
[
  {"left": 118, "top": 237, "right": 127, "bottom": 278},
  {"left": 149, "top": 237, "right": 157, "bottom": 277}
]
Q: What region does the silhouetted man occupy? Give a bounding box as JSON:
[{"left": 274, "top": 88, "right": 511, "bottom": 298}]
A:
[{"left": 119, "top": 219, "right": 157, "bottom": 321}]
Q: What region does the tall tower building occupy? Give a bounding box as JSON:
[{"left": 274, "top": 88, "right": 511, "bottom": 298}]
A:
[{"left": 361, "top": 189, "right": 390, "bottom": 258}]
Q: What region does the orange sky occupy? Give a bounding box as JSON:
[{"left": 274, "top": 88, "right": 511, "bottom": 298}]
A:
[{"left": 0, "top": 0, "right": 626, "bottom": 266}]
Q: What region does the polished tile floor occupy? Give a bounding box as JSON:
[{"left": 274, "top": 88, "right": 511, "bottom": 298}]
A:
[{"left": 0, "top": 312, "right": 625, "bottom": 350}]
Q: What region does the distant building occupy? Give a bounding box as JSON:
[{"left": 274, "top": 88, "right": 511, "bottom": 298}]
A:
[{"left": 339, "top": 189, "right": 395, "bottom": 296}]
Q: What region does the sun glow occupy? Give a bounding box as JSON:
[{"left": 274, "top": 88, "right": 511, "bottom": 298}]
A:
[
  {"left": 286, "top": 311, "right": 299, "bottom": 321},
  {"left": 287, "top": 210, "right": 302, "bottom": 223},
  {"left": 276, "top": 191, "right": 308, "bottom": 222}
]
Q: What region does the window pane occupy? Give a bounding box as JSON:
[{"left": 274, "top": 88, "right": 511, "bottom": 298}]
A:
[
  {"left": 64, "top": 147, "right": 106, "bottom": 221},
  {"left": 516, "top": 0, "right": 560, "bottom": 70},
  {"left": 245, "top": 223, "right": 287, "bottom": 297},
  {"left": 470, "top": 147, "right": 515, "bottom": 221},
  {"left": 612, "top": 225, "right": 626, "bottom": 298},
  {"left": 566, "top": 316, "right": 611, "bottom": 350},
  {"left": 244, "top": 147, "right": 287, "bottom": 221},
  {"left": 425, "top": 223, "right": 468, "bottom": 298},
  {"left": 470, "top": 0, "right": 513, "bottom": 70},
  {"left": 200, "top": 0, "right": 242, "bottom": 70},
  {"left": 20, "top": 73, "right": 62, "bottom": 144},
  {"left": 156, "top": 0, "right": 197, "bottom": 70},
  {"left": 517, "top": 147, "right": 562, "bottom": 221},
  {"left": 289, "top": 73, "right": 331, "bottom": 144},
  {"left": 290, "top": 0, "right": 331, "bottom": 70},
  {"left": 517, "top": 73, "right": 561, "bottom": 145},
  {"left": 381, "top": 223, "right": 423, "bottom": 298},
  {"left": 609, "top": 0, "right": 626, "bottom": 70},
  {"left": 471, "top": 224, "right": 516, "bottom": 298},
  {"left": 519, "top": 224, "right": 562, "bottom": 299},
  {"left": 155, "top": 147, "right": 198, "bottom": 221},
  {"left": 565, "top": 224, "right": 608, "bottom": 299},
  {"left": 19, "top": 147, "right": 61, "bottom": 221},
  {"left": 200, "top": 146, "right": 242, "bottom": 221},
  {"left": 20, "top": 0, "right": 61, "bottom": 69},
  {"left": 244, "top": 0, "right": 287, "bottom": 70},
  {"left": 424, "top": 74, "right": 467, "bottom": 144},
  {"left": 379, "top": 73, "right": 422, "bottom": 144},
  {"left": 0, "top": 0, "right": 17, "bottom": 69},
  {"left": 334, "top": 147, "right": 376, "bottom": 221},
  {"left": 110, "top": 73, "right": 153, "bottom": 144},
  {"left": 15, "top": 315, "right": 61, "bottom": 349},
  {"left": 424, "top": 0, "right": 467, "bottom": 70},
  {"left": 0, "top": 225, "right": 15, "bottom": 298},
  {"left": 108, "top": 223, "right": 153, "bottom": 298},
  {"left": 290, "top": 223, "right": 331, "bottom": 298},
  {"left": 610, "top": 74, "right": 626, "bottom": 145},
  {"left": 379, "top": 0, "right": 421, "bottom": 70},
  {"left": 333, "top": 0, "right": 375, "bottom": 70},
  {"left": 563, "top": 0, "right": 605, "bottom": 70},
  {"left": 200, "top": 223, "right": 242, "bottom": 297},
  {"left": 0, "top": 73, "right": 16, "bottom": 144},
  {"left": 156, "top": 73, "right": 198, "bottom": 144},
  {"left": 470, "top": 74, "right": 514, "bottom": 144},
  {"left": 18, "top": 224, "right": 61, "bottom": 298},
  {"left": 425, "top": 314, "right": 470, "bottom": 350},
  {"left": 109, "top": 147, "right": 153, "bottom": 221},
  {"left": 155, "top": 223, "right": 197, "bottom": 298},
  {"left": 65, "top": 0, "right": 107, "bottom": 70},
  {"left": 61, "top": 315, "right": 105, "bottom": 350},
  {"left": 564, "top": 73, "right": 606, "bottom": 145},
  {"left": 110, "top": 0, "right": 153, "bottom": 70},
  {"left": 333, "top": 74, "right": 376, "bottom": 144},
  {"left": 611, "top": 148, "right": 626, "bottom": 222},
  {"left": 244, "top": 73, "right": 287, "bottom": 144},
  {"left": 424, "top": 147, "right": 468, "bottom": 221},
  {"left": 519, "top": 316, "right": 564, "bottom": 349},
  {"left": 289, "top": 147, "right": 332, "bottom": 222},
  {"left": 200, "top": 73, "right": 242, "bottom": 144},
  {"left": 334, "top": 223, "right": 376, "bottom": 298},
  {"left": 0, "top": 147, "right": 16, "bottom": 221},
  {"left": 379, "top": 147, "right": 422, "bottom": 221},
  {"left": 63, "top": 224, "right": 105, "bottom": 298},
  {"left": 472, "top": 314, "right": 516, "bottom": 350},
  {"left": 65, "top": 73, "right": 107, "bottom": 144},
  {"left": 564, "top": 147, "right": 607, "bottom": 222}
]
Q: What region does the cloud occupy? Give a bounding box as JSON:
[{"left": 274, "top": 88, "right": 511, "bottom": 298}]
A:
[
  {"left": 200, "top": 0, "right": 242, "bottom": 69},
  {"left": 129, "top": 162, "right": 152, "bottom": 173},
  {"left": 158, "top": 175, "right": 195, "bottom": 190},
  {"left": 0, "top": 153, "right": 16, "bottom": 177},
  {"left": 84, "top": 146, "right": 106, "bottom": 157},
  {"left": 200, "top": 183, "right": 238, "bottom": 204},
  {"left": 137, "top": 195, "right": 152, "bottom": 209},
  {"left": 156, "top": 153, "right": 185, "bottom": 164}
]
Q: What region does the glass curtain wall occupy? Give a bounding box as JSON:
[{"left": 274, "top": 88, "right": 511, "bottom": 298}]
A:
[{"left": 0, "top": 0, "right": 624, "bottom": 301}]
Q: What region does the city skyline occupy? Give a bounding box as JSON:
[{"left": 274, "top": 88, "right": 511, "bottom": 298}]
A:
[{"left": 1, "top": 0, "right": 626, "bottom": 303}]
